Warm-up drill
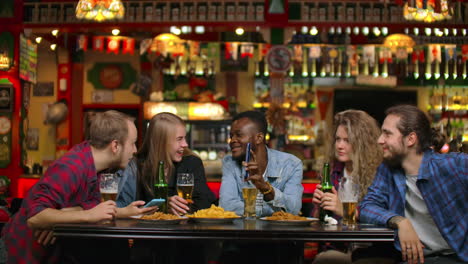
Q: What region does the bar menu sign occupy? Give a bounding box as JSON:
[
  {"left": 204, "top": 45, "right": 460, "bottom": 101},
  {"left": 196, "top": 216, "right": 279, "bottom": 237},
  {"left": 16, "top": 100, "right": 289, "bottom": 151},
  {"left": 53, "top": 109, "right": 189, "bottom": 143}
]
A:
[{"left": 19, "top": 34, "right": 37, "bottom": 84}]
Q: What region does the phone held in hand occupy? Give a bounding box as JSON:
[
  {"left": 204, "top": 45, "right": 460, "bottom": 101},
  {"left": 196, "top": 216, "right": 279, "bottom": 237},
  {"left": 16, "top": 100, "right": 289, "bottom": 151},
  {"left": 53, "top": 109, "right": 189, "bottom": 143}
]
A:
[
  {"left": 244, "top": 143, "right": 251, "bottom": 180},
  {"left": 143, "top": 198, "right": 165, "bottom": 208}
]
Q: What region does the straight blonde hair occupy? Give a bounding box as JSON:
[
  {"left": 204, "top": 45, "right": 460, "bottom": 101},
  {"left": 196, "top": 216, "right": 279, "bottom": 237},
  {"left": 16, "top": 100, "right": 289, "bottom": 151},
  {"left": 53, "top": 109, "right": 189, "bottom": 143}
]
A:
[{"left": 136, "top": 112, "right": 192, "bottom": 198}]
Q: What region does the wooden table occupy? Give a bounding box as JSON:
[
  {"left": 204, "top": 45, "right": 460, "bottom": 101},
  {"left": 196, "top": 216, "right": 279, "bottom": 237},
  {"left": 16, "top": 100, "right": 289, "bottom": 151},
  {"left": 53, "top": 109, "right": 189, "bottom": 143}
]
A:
[{"left": 54, "top": 219, "right": 394, "bottom": 263}]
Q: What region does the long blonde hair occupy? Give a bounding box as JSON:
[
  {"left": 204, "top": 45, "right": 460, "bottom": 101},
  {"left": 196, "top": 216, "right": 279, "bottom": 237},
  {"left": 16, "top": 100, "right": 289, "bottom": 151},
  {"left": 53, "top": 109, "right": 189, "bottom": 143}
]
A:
[
  {"left": 136, "top": 112, "right": 192, "bottom": 198},
  {"left": 328, "top": 110, "right": 383, "bottom": 201}
]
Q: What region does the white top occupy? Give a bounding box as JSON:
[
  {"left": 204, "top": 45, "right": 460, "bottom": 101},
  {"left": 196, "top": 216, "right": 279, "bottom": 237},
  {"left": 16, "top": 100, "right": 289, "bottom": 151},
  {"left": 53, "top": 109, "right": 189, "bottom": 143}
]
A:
[
  {"left": 339, "top": 169, "right": 359, "bottom": 202},
  {"left": 405, "top": 174, "right": 453, "bottom": 256}
]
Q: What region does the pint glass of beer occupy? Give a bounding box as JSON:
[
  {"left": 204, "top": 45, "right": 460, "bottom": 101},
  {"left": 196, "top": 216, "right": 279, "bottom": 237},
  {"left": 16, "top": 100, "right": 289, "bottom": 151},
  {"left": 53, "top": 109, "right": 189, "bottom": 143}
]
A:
[
  {"left": 177, "top": 173, "right": 194, "bottom": 203},
  {"left": 342, "top": 200, "right": 358, "bottom": 225},
  {"left": 99, "top": 173, "right": 119, "bottom": 202},
  {"left": 242, "top": 182, "right": 258, "bottom": 219},
  {"left": 339, "top": 179, "right": 359, "bottom": 226}
]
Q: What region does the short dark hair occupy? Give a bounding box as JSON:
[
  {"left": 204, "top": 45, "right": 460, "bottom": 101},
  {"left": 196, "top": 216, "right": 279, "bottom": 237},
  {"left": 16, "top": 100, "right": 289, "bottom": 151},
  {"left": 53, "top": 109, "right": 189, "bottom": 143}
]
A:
[
  {"left": 232, "top": 111, "right": 268, "bottom": 135},
  {"left": 385, "top": 105, "right": 431, "bottom": 153},
  {"left": 88, "top": 110, "right": 134, "bottom": 149}
]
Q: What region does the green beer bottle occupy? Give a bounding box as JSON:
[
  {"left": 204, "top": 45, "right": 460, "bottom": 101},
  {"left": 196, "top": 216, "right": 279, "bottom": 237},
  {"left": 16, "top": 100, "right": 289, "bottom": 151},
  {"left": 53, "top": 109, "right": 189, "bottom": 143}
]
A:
[
  {"left": 319, "top": 162, "right": 333, "bottom": 222},
  {"left": 154, "top": 161, "right": 168, "bottom": 213}
]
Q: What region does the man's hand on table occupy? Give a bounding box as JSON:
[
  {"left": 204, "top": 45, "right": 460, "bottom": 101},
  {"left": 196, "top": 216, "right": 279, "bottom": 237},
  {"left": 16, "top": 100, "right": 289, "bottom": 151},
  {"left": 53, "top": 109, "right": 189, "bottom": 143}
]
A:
[
  {"left": 34, "top": 206, "right": 84, "bottom": 247},
  {"left": 87, "top": 200, "right": 117, "bottom": 222},
  {"left": 388, "top": 216, "right": 425, "bottom": 264}
]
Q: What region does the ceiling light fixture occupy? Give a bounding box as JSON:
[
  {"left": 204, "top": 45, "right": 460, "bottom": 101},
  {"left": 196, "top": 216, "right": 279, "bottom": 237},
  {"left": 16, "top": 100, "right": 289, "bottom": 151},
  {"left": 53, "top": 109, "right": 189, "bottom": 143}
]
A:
[
  {"left": 76, "top": 0, "right": 125, "bottom": 22},
  {"left": 310, "top": 26, "right": 318, "bottom": 36},
  {"left": 403, "top": 0, "right": 452, "bottom": 23},
  {"left": 235, "top": 27, "right": 244, "bottom": 36},
  {"left": 195, "top": 26, "right": 205, "bottom": 34}
]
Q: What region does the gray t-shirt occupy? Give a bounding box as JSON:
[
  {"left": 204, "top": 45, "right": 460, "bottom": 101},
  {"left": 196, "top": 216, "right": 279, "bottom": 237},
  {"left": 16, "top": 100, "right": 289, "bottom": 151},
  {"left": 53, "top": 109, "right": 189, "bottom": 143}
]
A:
[{"left": 404, "top": 174, "right": 454, "bottom": 256}]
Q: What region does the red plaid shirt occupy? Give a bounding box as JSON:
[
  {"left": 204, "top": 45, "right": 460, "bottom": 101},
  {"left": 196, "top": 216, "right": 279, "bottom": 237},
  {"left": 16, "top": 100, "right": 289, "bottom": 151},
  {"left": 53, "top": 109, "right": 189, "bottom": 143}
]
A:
[{"left": 2, "top": 141, "right": 100, "bottom": 264}]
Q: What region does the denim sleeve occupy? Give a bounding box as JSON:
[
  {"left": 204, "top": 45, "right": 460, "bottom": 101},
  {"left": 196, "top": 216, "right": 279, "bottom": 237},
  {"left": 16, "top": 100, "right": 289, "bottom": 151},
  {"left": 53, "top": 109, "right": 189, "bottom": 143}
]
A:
[
  {"left": 219, "top": 159, "right": 244, "bottom": 216},
  {"left": 265, "top": 158, "right": 303, "bottom": 215},
  {"left": 116, "top": 159, "right": 137, "bottom": 208},
  {"left": 359, "top": 164, "right": 399, "bottom": 226}
]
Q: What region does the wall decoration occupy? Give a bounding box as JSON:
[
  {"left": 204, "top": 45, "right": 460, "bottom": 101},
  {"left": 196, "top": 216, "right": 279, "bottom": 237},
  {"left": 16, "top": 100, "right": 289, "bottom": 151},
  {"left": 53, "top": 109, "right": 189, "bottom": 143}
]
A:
[
  {"left": 22, "top": 82, "right": 32, "bottom": 110},
  {"left": 0, "top": 116, "right": 11, "bottom": 135},
  {"left": 0, "top": 114, "right": 12, "bottom": 168},
  {"left": 0, "top": 84, "right": 13, "bottom": 112},
  {"left": 19, "top": 34, "right": 37, "bottom": 83},
  {"left": 87, "top": 63, "right": 136, "bottom": 90},
  {"left": 26, "top": 128, "right": 39, "bottom": 150},
  {"left": 0, "top": 32, "right": 14, "bottom": 71},
  {"left": 92, "top": 90, "right": 114, "bottom": 103},
  {"left": 34, "top": 82, "right": 54, "bottom": 96}
]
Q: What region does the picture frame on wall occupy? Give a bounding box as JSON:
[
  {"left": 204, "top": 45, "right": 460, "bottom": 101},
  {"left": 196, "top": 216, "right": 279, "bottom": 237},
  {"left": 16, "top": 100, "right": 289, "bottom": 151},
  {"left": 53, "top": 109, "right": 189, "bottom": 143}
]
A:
[
  {"left": 0, "top": 84, "right": 13, "bottom": 113},
  {"left": 26, "top": 128, "right": 39, "bottom": 150},
  {"left": 34, "top": 82, "right": 54, "bottom": 97}
]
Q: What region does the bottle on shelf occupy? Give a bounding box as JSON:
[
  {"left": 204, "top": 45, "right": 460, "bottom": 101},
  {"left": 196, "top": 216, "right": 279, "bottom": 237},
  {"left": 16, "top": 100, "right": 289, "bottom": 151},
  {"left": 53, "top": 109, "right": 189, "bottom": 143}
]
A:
[
  {"left": 319, "top": 162, "right": 333, "bottom": 222},
  {"left": 154, "top": 160, "right": 168, "bottom": 213},
  {"left": 218, "top": 127, "right": 226, "bottom": 143}
]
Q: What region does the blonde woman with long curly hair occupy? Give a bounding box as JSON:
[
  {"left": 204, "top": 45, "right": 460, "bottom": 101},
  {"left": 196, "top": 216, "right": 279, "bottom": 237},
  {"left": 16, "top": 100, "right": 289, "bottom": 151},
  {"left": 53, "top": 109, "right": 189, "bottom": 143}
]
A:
[
  {"left": 312, "top": 110, "right": 385, "bottom": 264},
  {"left": 313, "top": 110, "right": 382, "bottom": 217}
]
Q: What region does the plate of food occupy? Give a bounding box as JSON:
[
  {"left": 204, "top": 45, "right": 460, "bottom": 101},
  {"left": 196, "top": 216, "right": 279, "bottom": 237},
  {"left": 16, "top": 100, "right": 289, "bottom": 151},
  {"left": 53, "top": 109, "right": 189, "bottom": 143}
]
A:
[
  {"left": 187, "top": 205, "right": 241, "bottom": 224},
  {"left": 260, "top": 211, "right": 318, "bottom": 226},
  {"left": 131, "top": 212, "right": 188, "bottom": 225}
]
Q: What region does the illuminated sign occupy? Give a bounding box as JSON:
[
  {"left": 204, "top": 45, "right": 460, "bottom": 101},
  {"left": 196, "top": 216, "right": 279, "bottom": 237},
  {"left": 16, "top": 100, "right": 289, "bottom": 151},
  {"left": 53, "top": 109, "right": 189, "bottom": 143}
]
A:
[{"left": 143, "top": 102, "right": 226, "bottom": 120}]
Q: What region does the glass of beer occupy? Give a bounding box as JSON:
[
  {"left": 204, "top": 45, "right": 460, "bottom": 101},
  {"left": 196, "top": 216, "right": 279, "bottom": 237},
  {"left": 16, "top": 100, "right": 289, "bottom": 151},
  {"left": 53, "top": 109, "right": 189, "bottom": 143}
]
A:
[
  {"left": 342, "top": 199, "right": 358, "bottom": 226},
  {"left": 339, "top": 181, "right": 359, "bottom": 227},
  {"left": 177, "top": 173, "right": 194, "bottom": 204},
  {"left": 99, "top": 173, "right": 119, "bottom": 202},
  {"left": 242, "top": 182, "right": 258, "bottom": 219}
]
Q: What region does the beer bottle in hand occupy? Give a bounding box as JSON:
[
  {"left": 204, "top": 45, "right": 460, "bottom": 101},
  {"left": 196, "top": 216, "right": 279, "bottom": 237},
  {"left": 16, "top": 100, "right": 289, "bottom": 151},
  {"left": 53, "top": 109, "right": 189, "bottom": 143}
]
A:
[
  {"left": 319, "top": 162, "right": 333, "bottom": 222},
  {"left": 154, "top": 161, "right": 168, "bottom": 213}
]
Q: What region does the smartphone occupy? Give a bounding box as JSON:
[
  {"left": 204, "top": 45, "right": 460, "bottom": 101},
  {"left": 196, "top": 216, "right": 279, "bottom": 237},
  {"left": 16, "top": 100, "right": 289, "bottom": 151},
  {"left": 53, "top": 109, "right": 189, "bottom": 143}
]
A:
[
  {"left": 143, "top": 198, "right": 165, "bottom": 208},
  {"left": 244, "top": 143, "right": 251, "bottom": 180}
]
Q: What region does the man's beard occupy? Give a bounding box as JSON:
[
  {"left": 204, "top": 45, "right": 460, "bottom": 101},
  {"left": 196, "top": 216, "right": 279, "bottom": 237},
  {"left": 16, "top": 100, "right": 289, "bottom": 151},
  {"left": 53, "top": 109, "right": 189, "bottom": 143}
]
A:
[
  {"left": 233, "top": 153, "right": 245, "bottom": 165},
  {"left": 383, "top": 151, "right": 405, "bottom": 169}
]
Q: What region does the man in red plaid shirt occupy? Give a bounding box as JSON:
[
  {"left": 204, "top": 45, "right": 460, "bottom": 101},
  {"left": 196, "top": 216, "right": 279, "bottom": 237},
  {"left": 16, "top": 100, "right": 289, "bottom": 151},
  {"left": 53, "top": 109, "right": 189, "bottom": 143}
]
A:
[{"left": 2, "top": 110, "right": 155, "bottom": 264}]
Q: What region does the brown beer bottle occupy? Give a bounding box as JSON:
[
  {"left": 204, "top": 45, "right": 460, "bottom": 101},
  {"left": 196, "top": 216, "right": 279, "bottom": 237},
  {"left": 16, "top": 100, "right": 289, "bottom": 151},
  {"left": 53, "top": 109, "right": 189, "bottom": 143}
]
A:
[
  {"left": 154, "top": 161, "right": 168, "bottom": 213},
  {"left": 319, "top": 162, "right": 333, "bottom": 222}
]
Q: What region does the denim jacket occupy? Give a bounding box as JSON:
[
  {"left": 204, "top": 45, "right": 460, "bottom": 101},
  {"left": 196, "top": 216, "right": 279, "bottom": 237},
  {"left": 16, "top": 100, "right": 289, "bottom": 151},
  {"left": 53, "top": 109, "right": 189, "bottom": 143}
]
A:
[{"left": 219, "top": 147, "right": 303, "bottom": 216}]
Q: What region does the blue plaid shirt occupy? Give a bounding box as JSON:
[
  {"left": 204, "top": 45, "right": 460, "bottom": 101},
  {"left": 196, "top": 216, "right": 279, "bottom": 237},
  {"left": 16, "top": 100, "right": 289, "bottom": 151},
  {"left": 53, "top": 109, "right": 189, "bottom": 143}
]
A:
[{"left": 360, "top": 151, "right": 468, "bottom": 261}]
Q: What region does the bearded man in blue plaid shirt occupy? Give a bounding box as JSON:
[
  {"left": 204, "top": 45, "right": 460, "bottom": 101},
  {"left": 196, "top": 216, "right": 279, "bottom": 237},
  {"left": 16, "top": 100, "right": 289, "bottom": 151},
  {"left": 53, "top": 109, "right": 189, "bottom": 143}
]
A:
[{"left": 360, "top": 105, "right": 467, "bottom": 264}]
